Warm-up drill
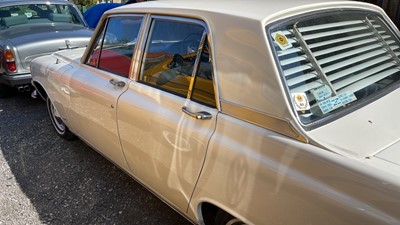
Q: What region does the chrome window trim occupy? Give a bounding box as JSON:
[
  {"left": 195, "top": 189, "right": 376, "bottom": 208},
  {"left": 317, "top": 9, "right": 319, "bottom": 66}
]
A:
[
  {"left": 187, "top": 30, "right": 207, "bottom": 100},
  {"left": 130, "top": 14, "right": 151, "bottom": 81}
]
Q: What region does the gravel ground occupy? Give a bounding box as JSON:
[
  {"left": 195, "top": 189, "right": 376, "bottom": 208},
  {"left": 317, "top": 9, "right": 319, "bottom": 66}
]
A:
[{"left": 0, "top": 92, "right": 191, "bottom": 225}]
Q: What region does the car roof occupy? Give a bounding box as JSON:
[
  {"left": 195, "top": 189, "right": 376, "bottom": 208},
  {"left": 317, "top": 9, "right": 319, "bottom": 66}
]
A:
[{"left": 110, "top": 0, "right": 375, "bottom": 23}]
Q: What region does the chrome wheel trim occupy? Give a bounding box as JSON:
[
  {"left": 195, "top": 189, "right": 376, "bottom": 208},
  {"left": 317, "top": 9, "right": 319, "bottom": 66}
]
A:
[
  {"left": 226, "top": 218, "right": 243, "bottom": 225},
  {"left": 48, "top": 98, "right": 66, "bottom": 134}
]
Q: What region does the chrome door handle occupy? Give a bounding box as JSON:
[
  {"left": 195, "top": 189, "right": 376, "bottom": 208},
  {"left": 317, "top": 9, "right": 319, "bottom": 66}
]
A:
[
  {"left": 109, "top": 79, "right": 126, "bottom": 87},
  {"left": 182, "top": 106, "right": 212, "bottom": 120}
]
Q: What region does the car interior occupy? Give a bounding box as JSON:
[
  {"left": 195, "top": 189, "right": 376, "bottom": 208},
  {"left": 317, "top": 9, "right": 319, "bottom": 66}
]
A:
[{"left": 0, "top": 4, "right": 82, "bottom": 29}]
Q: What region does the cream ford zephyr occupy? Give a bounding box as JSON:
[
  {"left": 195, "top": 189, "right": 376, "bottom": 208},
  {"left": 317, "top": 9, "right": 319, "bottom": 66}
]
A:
[{"left": 31, "top": 0, "right": 400, "bottom": 224}]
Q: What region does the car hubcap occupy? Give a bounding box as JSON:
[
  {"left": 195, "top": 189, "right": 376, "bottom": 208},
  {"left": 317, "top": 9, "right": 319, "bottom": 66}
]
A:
[{"left": 50, "top": 100, "right": 65, "bottom": 133}]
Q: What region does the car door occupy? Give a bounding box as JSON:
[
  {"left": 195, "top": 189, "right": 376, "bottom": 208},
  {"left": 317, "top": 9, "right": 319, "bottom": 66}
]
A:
[
  {"left": 63, "top": 15, "right": 144, "bottom": 171},
  {"left": 117, "top": 17, "right": 218, "bottom": 211}
]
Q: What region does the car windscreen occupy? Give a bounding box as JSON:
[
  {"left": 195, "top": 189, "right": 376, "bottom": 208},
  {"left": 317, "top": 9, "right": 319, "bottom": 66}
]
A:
[
  {"left": 0, "top": 3, "right": 85, "bottom": 30},
  {"left": 268, "top": 10, "right": 400, "bottom": 126}
]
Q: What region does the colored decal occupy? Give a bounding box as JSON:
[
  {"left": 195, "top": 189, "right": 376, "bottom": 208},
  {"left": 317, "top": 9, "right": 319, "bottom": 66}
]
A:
[
  {"left": 292, "top": 93, "right": 310, "bottom": 111},
  {"left": 276, "top": 33, "right": 288, "bottom": 46},
  {"left": 272, "top": 31, "right": 292, "bottom": 50},
  {"left": 318, "top": 92, "right": 357, "bottom": 114},
  {"left": 311, "top": 85, "right": 332, "bottom": 101}
]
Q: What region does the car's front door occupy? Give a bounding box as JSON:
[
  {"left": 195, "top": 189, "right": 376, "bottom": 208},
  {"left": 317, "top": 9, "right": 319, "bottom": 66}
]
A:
[
  {"left": 64, "top": 15, "right": 143, "bottom": 171},
  {"left": 117, "top": 17, "right": 218, "bottom": 211}
]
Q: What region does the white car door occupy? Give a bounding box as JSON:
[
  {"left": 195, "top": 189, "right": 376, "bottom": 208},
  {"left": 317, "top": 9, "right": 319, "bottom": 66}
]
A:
[
  {"left": 117, "top": 17, "right": 218, "bottom": 211},
  {"left": 63, "top": 16, "right": 144, "bottom": 171}
]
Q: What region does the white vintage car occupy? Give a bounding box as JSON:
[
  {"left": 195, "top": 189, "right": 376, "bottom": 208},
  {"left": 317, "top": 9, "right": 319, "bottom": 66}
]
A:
[{"left": 31, "top": 0, "right": 400, "bottom": 224}]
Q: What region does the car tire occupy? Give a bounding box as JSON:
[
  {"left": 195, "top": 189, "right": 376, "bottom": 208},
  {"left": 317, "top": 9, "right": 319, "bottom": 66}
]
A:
[
  {"left": 214, "top": 210, "right": 245, "bottom": 225},
  {"left": 46, "top": 96, "right": 75, "bottom": 140}
]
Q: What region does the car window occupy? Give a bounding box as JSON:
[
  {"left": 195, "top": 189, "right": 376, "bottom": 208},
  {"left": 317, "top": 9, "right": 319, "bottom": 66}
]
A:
[
  {"left": 86, "top": 16, "right": 143, "bottom": 77},
  {"left": 269, "top": 11, "right": 400, "bottom": 125},
  {"left": 0, "top": 3, "right": 85, "bottom": 30},
  {"left": 139, "top": 18, "right": 215, "bottom": 106},
  {"left": 191, "top": 41, "right": 216, "bottom": 107}
]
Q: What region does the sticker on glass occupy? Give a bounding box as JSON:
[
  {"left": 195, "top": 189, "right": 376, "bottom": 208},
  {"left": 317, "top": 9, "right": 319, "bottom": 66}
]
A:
[
  {"left": 271, "top": 31, "right": 292, "bottom": 50},
  {"left": 318, "top": 92, "right": 357, "bottom": 114},
  {"left": 311, "top": 85, "right": 332, "bottom": 101},
  {"left": 292, "top": 93, "right": 310, "bottom": 111}
]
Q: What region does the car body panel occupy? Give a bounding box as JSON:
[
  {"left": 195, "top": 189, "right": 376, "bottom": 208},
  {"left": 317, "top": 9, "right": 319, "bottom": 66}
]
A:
[
  {"left": 2, "top": 24, "right": 91, "bottom": 68},
  {"left": 309, "top": 88, "right": 400, "bottom": 159},
  {"left": 64, "top": 63, "right": 131, "bottom": 171},
  {"left": 30, "top": 1, "right": 400, "bottom": 224},
  {"left": 118, "top": 82, "right": 218, "bottom": 211},
  {"left": 375, "top": 140, "right": 400, "bottom": 166},
  {"left": 190, "top": 113, "right": 400, "bottom": 224}
]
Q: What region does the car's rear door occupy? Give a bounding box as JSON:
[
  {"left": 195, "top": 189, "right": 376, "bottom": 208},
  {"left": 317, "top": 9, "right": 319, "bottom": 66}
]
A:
[
  {"left": 117, "top": 16, "right": 218, "bottom": 211},
  {"left": 63, "top": 15, "right": 144, "bottom": 171}
]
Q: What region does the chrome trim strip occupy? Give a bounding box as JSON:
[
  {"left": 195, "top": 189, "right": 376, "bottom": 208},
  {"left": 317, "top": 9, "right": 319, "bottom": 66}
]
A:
[
  {"left": 187, "top": 30, "right": 207, "bottom": 99},
  {"left": 221, "top": 101, "right": 308, "bottom": 143},
  {"left": 131, "top": 14, "right": 151, "bottom": 81}
]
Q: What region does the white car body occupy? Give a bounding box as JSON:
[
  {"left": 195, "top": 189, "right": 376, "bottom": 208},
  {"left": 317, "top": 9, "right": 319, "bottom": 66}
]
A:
[{"left": 31, "top": 0, "right": 400, "bottom": 224}]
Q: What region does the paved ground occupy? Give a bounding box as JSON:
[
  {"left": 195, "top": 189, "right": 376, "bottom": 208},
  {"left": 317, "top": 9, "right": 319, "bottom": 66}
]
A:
[{"left": 0, "top": 92, "right": 191, "bottom": 225}]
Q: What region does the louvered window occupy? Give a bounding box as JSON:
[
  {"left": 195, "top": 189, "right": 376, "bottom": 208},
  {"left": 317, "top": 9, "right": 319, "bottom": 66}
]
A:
[{"left": 270, "top": 11, "right": 400, "bottom": 125}]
